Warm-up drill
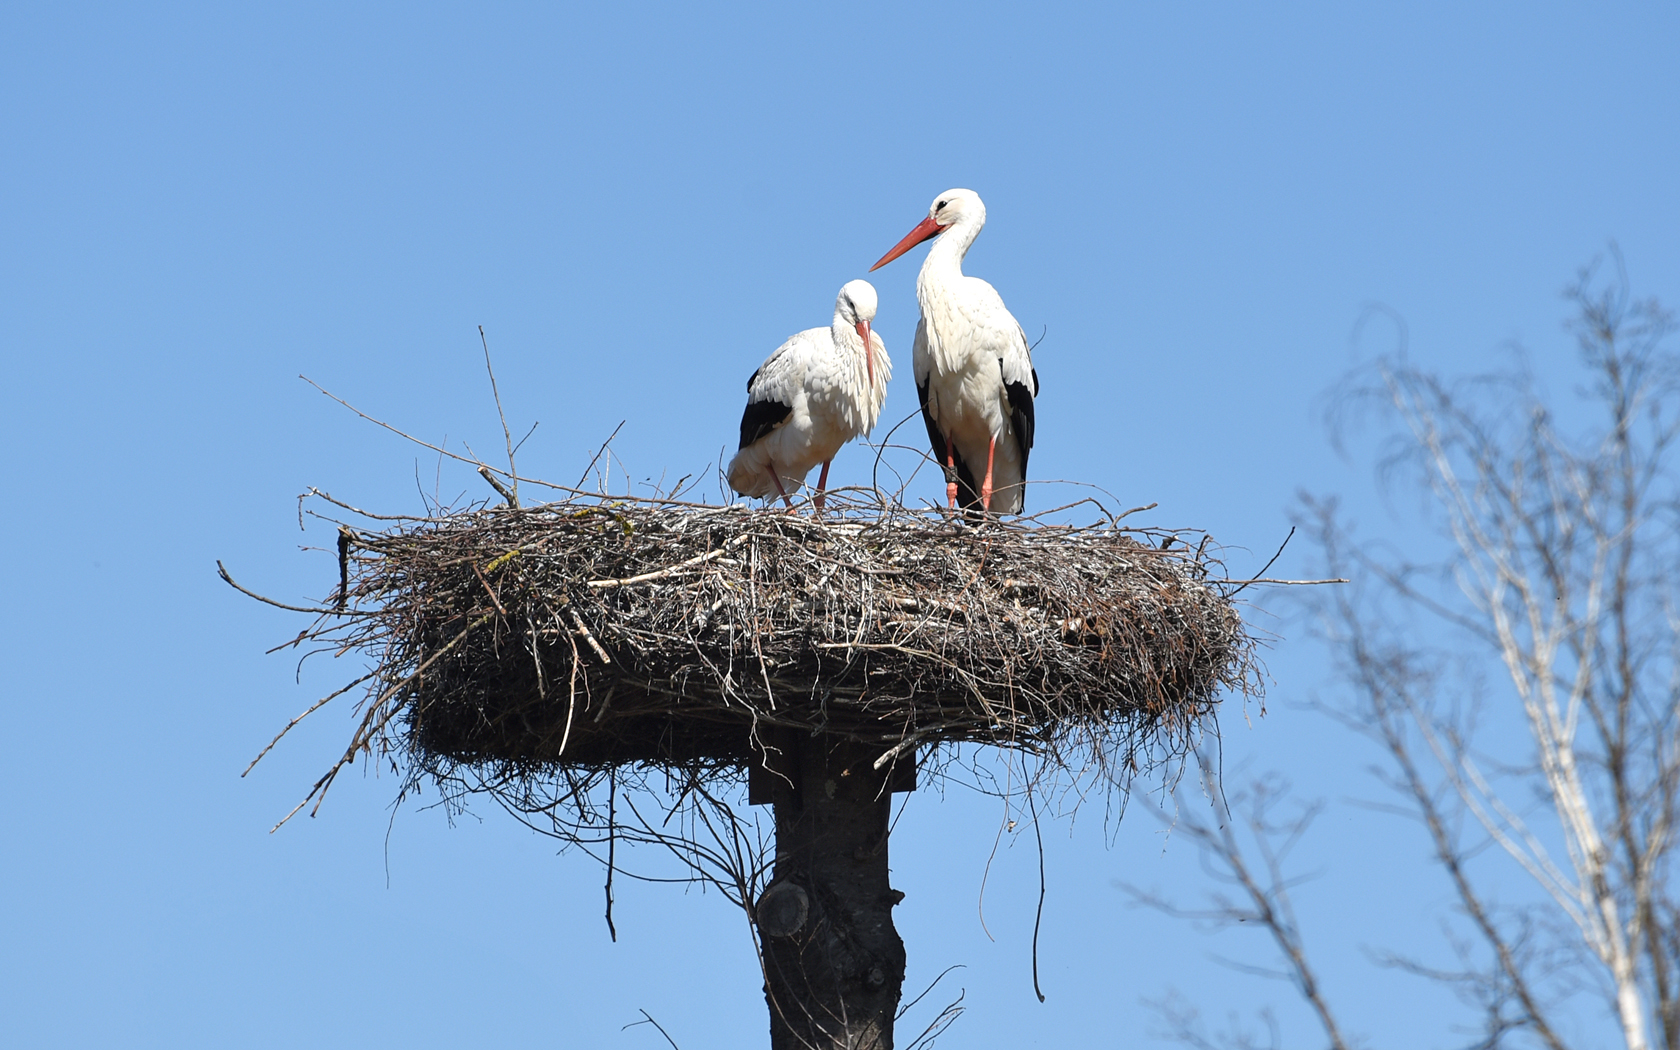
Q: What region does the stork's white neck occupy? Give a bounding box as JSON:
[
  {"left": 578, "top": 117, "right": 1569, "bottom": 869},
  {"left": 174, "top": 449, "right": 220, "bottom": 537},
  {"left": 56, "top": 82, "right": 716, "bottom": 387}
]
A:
[
  {"left": 913, "top": 211, "right": 985, "bottom": 374},
  {"left": 919, "top": 212, "right": 983, "bottom": 287}
]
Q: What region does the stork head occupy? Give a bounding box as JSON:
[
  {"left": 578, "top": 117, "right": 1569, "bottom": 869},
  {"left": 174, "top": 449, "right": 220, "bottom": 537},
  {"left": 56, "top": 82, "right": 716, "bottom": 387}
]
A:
[
  {"left": 836, "top": 279, "right": 878, "bottom": 386},
  {"left": 870, "top": 188, "right": 985, "bottom": 271}
]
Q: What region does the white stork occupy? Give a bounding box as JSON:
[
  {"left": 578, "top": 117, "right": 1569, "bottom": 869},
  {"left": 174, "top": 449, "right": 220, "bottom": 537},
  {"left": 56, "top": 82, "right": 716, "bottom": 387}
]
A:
[
  {"left": 726, "top": 279, "right": 891, "bottom": 511},
  {"left": 871, "top": 189, "right": 1037, "bottom": 514}
]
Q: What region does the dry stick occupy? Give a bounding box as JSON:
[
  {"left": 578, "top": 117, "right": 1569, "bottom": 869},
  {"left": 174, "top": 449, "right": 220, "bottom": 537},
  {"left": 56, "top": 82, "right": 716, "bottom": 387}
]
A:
[
  {"left": 585, "top": 539, "right": 744, "bottom": 589},
  {"left": 302, "top": 379, "right": 714, "bottom": 508},
  {"left": 591, "top": 679, "right": 618, "bottom": 723},
  {"left": 872, "top": 731, "right": 925, "bottom": 771},
  {"left": 264, "top": 628, "right": 311, "bottom": 655},
  {"left": 217, "top": 561, "right": 366, "bottom": 617},
  {"left": 812, "top": 641, "right": 946, "bottom": 660},
  {"left": 804, "top": 550, "right": 908, "bottom": 575},
  {"left": 870, "top": 409, "right": 931, "bottom": 495},
  {"left": 568, "top": 607, "right": 612, "bottom": 664},
  {"left": 301, "top": 375, "right": 503, "bottom": 479},
  {"left": 748, "top": 535, "right": 779, "bottom": 711},
  {"left": 269, "top": 613, "right": 491, "bottom": 832},
  {"left": 624, "top": 1010, "right": 678, "bottom": 1050},
  {"left": 604, "top": 774, "right": 618, "bottom": 944},
  {"left": 336, "top": 527, "right": 353, "bottom": 610},
  {"left": 849, "top": 569, "right": 871, "bottom": 653},
  {"left": 974, "top": 775, "right": 1013, "bottom": 944},
  {"left": 901, "top": 994, "right": 966, "bottom": 1050},
  {"left": 304, "top": 487, "right": 440, "bottom": 523},
  {"left": 896, "top": 964, "right": 967, "bottom": 1022},
  {"left": 555, "top": 628, "right": 584, "bottom": 761},
  {"left": 1228, "top": 526, "right": 1295, "bottom": 597},
  {"left": 1026, "top": 785, "right": 1048, "bottom": 1003},
  {"left": 242, "top": 671, "right": 378, "bottom": 776},
  {"left": 528, "top": 621, "right": 548, "bottom": 704},
  {"left": 1015, "top": 495, "right": 1129, "bottom": 524},
  {"left": 478, "top": 325, "right": 518, "bottom": 508},
  {"left": 576, "top": 420, "right": 627, "bottom": 490},
  {"left": 477, "top": 464, "right": 517, "bottom": 508},
  {"left": 471, "top": 560, "right": 508, "bottom": 616}
]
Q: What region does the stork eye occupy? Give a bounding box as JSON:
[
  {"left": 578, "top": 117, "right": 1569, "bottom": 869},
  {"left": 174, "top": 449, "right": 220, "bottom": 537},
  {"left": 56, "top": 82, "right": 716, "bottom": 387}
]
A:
[{"left": 936, "top": 201, "right": 947, "bottom": 211}]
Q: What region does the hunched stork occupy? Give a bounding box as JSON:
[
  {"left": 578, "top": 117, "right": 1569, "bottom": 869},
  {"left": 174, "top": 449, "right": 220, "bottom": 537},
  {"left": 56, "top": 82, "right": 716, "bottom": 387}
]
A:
[
  {"left": 726, "top": 279, "right": 891, "bottom": 511},
  {"left": 871, "top": 189, "right": 1037, "bottom": 514}
]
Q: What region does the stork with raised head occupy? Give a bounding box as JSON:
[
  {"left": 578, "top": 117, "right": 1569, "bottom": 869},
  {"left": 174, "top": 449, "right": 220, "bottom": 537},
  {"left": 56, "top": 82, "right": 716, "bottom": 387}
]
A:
[
  {"left": 871, "top": 189, "right": 1038, "bottom": 515},
  {"left": 727, "top": 280, "right": 891, "bottom": 512}
]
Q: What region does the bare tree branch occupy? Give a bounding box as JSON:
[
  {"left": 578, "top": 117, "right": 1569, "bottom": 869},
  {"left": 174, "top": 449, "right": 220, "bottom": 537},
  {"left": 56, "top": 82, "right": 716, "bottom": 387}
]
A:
[{"left": 1142, "top": 256, "right": 1680, "bottom": 1050}]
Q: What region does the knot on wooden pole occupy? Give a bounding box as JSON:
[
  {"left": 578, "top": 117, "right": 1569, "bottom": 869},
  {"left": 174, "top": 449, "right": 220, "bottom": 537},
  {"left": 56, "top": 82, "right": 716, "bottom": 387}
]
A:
[{"left": 756, "top": 881, "right": 810, "bottom": 939}]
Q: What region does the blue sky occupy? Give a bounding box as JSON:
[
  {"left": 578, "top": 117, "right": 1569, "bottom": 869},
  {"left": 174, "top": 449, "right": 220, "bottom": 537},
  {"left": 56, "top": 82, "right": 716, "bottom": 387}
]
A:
[{"left": 3, "top": 3, "right": 1678, "bottom": 1047}]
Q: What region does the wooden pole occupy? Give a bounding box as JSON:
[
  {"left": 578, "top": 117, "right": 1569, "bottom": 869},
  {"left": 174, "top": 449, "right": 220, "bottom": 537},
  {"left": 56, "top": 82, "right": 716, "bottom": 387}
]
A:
[{"left": 758, "top": 734, "right": 907, "bottom": 1050}]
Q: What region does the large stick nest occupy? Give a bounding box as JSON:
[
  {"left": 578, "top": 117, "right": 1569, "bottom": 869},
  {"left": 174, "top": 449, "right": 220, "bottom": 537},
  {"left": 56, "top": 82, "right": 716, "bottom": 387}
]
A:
[{"left": 273, "top": 490, "right": 1258, "bottom": 794}]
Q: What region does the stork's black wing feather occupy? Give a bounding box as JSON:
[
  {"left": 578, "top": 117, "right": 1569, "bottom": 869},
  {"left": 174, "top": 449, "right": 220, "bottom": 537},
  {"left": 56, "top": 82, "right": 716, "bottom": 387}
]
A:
[
  {"left": 738, "top": 398, "right": 792, "bottom": 451},
  {"left": 916, "top": 378, "right": 944, "bottom": 471},
  {"left": 1005, "top": 369, "right": 1037, "bottom": 467},
  {"left": 953, "top": 453, "right": 981, "bottom": 510},
  {"left": 1002, "top": 359, "right": 1038, "bottom": 511}
]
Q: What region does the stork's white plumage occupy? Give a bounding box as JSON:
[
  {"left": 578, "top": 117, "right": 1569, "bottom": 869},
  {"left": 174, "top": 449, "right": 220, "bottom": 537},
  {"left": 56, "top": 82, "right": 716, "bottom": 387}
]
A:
[
  {"left": 727, "top": 280, "right": 891, "bottom": 511},
  {"left": 871, "top": 189, "right": 1037, "bottom": 514}
]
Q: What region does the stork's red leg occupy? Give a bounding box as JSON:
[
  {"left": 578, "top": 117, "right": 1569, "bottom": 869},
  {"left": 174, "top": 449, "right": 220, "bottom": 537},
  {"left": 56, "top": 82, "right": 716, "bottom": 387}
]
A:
[
  {"left": 944, "top": 437, "right": 959, "bottom": 509},
  {"left": 766, "top": 462, "right": 795, "bottom": 511},
  {"left": 981, "top": 436, "right": 996, "bottom": 512},
  {"left": 813, "top": 460, "right": 831, "bottom": 514}
]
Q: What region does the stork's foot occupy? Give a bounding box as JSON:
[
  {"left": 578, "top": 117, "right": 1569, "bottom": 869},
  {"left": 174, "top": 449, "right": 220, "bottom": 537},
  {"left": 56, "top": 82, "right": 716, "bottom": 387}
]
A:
[{"left": 943, "top": 437, "right": 961, "bottom": 510}]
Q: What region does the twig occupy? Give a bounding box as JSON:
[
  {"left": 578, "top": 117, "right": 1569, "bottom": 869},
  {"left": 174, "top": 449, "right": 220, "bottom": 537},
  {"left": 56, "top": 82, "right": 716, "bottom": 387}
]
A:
[
  {"left": 576, "top": 420, "right": 626, "bottom": 490},
  {"left": 336, "top": 527, "right": 354, "bottom": 610},
  {"left": 586, "top": 536, "right": 747, "bottom": 589},
  {"left": 472, "top": 560, "right": 508, "bottom": 616},
  {"left": 873, "top": 733, "right": 925, "bottom": 771},
  {"left": 301, "top": 375, "right": 502, "bottom": 478},
  {"left": 558, "top": 627, "right": 582, "bottom": 758},
  {"left": 569, "top": 606, "right": 612, "bottom": 664},
  {"left": 606, "top": 771, "right": 618, "bottom": 942},
  {"left": 477, "top": 464, "right": 517, "bottom": 508},
  {"left": 1027, "top": 786, "right": 1048, "bottom": 1003},
  {"left": 623, "top": 1009, "right": 680, "bottom": 1050},
  {"left": 478, "top": 325, "right": 519, "bottom": 508},
  {"left": 1228, "top": 526, "right": 1295, "bottom": 597},
  {"left": 269, "top": 613, "right": 491, "bottom": 832},
  {"left": 896, "top": 964, "right": 967, "bottom": 1020},
  {"left": 241, "top": 671, "right": 378, "bottom": 776},
  {"left": 217, "top": 561, "right": 362, "bottom": 616}
]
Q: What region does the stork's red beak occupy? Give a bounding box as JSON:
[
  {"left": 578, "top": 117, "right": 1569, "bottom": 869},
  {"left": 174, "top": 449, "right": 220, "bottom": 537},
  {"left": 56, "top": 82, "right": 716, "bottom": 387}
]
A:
[
  {"left": 870, "top": 215, "right": 944, "bottom": 271},
  {"left": 856, "top": 320, "right": 874, "bottom": 387}
]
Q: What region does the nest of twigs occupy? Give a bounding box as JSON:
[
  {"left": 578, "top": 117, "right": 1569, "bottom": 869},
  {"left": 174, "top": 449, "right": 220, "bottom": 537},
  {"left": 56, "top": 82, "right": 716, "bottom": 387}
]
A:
[{"left": 248, "top": 488, "right": 1257, "bottom": 802}]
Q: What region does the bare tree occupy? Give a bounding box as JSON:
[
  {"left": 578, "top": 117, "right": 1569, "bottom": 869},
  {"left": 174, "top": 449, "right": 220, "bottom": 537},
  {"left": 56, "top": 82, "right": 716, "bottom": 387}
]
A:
[
  {"left": 1123, "top": 767, "right": 1353, "bottom": 1050},
  {"left": 1135, "top": 255, "right": 1680, "bottom": 1049}
]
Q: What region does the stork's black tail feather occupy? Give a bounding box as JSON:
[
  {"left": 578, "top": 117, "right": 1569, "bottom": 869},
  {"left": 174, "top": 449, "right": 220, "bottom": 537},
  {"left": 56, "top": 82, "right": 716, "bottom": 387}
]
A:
[{"left": 953, "top": 453, "right": 982, "bottom": 513}]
